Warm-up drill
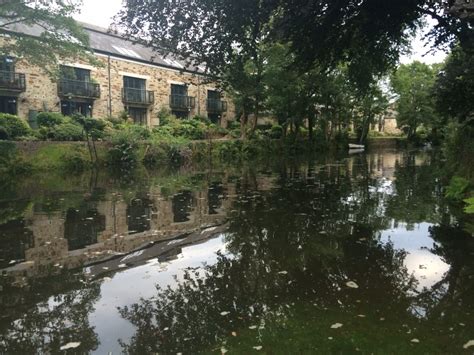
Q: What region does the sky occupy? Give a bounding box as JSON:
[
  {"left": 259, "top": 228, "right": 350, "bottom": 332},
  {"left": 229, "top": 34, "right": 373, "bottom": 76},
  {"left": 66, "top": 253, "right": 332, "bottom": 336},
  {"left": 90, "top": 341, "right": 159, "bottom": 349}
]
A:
[{"left": 75, "top": 0, "right": 447, "bottom": 65}]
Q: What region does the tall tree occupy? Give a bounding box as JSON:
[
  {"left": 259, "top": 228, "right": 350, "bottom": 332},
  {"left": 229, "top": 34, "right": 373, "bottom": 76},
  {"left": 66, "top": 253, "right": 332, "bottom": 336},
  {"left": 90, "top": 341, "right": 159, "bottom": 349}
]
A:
[
  {"left": 116, "top": 0, "right": 472, "bottom": 89},
  {"left": 390, "top": 61, "right": 440, "bottom": 140},
  {"left": 434, "top": 46, "right": 474, "bottom": 123},
  {"left": 0, "top": 0, "right": 98, "bottom": 76}
]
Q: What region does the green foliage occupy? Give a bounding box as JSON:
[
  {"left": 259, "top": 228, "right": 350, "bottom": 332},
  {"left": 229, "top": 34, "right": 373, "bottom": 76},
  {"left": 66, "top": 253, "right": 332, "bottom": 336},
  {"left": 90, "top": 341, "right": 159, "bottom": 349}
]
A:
[
  {"left": 154, "top": 116, "right": 209, "bottom": 140},
  {"left": 0, "top": 113, "right": 31, "bottom": 140},
  {"left": 0, "top": 0, "right": 101, "bottom": 77},
  {"left": 36, "top": 112, "right": 65, "bottom": 127},
  {"left": 72, "top": 114, "right": 107, "bottom": 139},
  {"left": 443, "top": 122, "right": 474, "bottom": 180},
  {"left": 435, "top": 46, "right": 474, "bottom": 123},
  {"left": 36, "top": 114, "right": 84, "bottom": 141},
  {"left": 464, "top": 197, "right": 474, "bottom": 214},
  {"left": 445, "top": 176, "right": 470, "bottom": 201},
  {"left": 107, "top": 130, "right": 140, "bottom": 168},
  {"left": 390, "top": 61, "right": 440, "bottom": 140},
  {"left": 0, "top": 141, "right": 31, "bottom": 176},
  {"left": 60, "top": 149, "right": 91, "bottom": 172}
]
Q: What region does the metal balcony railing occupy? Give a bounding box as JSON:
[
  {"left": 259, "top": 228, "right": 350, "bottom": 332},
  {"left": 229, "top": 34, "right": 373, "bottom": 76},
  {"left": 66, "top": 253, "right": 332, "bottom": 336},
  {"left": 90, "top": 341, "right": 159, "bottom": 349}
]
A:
[
  {"left": 207, "top": 98, "right": 228, "bottom": 113},
  {"left": 122, "top": 87, "right": 154, "bottom": 105},
  {"left": 169, "top": 94, "right": 196, "bottom": 110},
  {"left": 58, "top": 79, "right": 100, "bottom": 99},
  {"left": 0, "top": 70, "right": 26, "bottom": 91}
]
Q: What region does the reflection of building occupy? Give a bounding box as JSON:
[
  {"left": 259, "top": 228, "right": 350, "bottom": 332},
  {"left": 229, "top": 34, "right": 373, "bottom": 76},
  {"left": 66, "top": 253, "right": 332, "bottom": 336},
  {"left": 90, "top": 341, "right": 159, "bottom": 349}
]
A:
[{"left": 1, "top": 178, "right": 241, "bottom": 283}]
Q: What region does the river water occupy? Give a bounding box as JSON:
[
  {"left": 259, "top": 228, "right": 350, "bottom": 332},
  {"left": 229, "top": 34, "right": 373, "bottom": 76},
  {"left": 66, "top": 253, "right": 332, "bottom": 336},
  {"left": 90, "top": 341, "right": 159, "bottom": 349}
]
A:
[{"left": 0, "top": 148, "right": 473, "bottom": 354}]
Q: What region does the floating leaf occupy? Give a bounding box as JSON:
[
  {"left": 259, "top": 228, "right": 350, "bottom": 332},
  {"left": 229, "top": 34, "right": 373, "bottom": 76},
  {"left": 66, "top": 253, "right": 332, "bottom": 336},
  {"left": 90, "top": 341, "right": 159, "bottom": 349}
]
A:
[
  {"left": 253, "top": 346, "right": 263, "bottom": 350},
  {"left": 330, "top": 323, "right": 343, "bottom": 329},
  {"left": 59, "top": 342, "right": 81, "bottom": 350},
  {"left": 220, "top": 311, "right": 230, "bottom": 316},
  {"left": 278, "top": 271, "right": 288, "bottom": 275},
  {"left": 346, "top": 281, "right": 359, "bottom": 288},
  {"left": 249, "top": 325, "right": 257, "bottom": 329},
  {"left": 464, "top": 340, "right": 474, "bottom": 349},
  {"left": 411, "top": 339, "right": 420, "bottom": 343}
]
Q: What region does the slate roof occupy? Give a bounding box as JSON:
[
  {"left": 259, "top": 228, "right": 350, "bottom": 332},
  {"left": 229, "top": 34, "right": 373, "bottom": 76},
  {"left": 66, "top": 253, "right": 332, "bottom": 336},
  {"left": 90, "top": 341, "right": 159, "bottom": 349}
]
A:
[{"left": 1, "top": 20, "right": 204, "bottom": 74}]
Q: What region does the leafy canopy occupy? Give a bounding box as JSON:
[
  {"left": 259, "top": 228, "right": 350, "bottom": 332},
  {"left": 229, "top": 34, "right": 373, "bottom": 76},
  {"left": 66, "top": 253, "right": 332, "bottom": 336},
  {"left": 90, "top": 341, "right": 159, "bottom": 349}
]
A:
[{"left": 0, "top": 0, "right": 99, "bottom": 76}]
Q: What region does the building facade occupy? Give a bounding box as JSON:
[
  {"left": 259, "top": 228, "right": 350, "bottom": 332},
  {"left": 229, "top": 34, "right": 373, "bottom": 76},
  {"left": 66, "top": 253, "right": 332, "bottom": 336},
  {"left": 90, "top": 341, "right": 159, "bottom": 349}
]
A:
[{"left": 0, "top": 23, "right": 235, "bottom": 127}]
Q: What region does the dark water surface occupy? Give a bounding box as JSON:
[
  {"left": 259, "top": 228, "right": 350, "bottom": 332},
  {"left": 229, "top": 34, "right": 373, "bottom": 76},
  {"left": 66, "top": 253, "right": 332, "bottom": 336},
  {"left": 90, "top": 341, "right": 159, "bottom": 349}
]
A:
[{"left": 0, "top": 149, "right": 473, "bottom": 354}]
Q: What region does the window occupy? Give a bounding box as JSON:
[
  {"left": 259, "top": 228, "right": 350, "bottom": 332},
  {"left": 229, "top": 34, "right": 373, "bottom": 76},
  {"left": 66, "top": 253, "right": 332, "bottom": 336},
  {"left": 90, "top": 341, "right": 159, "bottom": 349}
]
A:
[
  {"left": 61, "top": 100, "right": 92, "bottom": 117},
  {"left": 171, "top": 84, "right": 187, "bottom": 96},
  {"left": 0, "top": 56, "right": 15, "bottom": 73},
  {"left": 170, "top": 84, "right": 190, "bottom": 117},
  {"left": 128, "top": 107, "right": 147, "bottom": 125},
  {"left": 60, "top": 66, "right": 91, "bottom": 82},
  {"left": 124, "top": 76, "right": 145, "bottom": 90},
  {"left": 0, "top": 96, "right": 17, "bottom": 114}
]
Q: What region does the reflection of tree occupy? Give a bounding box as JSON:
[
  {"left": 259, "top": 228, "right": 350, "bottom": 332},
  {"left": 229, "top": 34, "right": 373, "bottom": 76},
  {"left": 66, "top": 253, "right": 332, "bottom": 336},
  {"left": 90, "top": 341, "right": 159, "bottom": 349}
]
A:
[
  {"left": 119, "top": 159, "right": 419, "bottom": 354},
  {"left": 0, "top": 276, "right": 101, "bottom": 353},
  {"left": 385, "top": 152, "right": 445, "bottom": 227},
  {"left": 415, "top": 222, "right": 474, "bottom": 322}
]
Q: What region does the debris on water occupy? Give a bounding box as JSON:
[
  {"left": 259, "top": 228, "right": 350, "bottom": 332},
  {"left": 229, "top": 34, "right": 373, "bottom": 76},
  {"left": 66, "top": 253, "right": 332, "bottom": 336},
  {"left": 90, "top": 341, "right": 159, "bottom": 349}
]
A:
[
  {"left": 103, "top": 277, "right": 112, "bottom": 282},
  {"left": 249, "top": 325, "right": 257, "bottom": 329},
  {"left": 463, "top": 340, "right": 474, "bottom": 349},
  {"left": 221, "top": 347, "right": 228, "bottom": 354},
  {"left": 253, "top": 346, "right": 263, "bottom": 350},
  {"left": 118, "top": 264, "right": 126, "bottom": 268},
  {"left": 231, "top": 332, "right": 237, "bottom": 337},
  {"left": 411, "top": 338, "right": 420, "bottom": 343},
  {"left": 278, "top": 271, "right": 288, "bottom": 275},
  {"left": 330, "top": 323, "right": 343, "bottom": 329},
  {"left": 328, "top": 337, "right": 333, "bottom": 340},
  {"left": 59, "top": 342, "right": 81, "bottom": 350},
  {"left": 220, "top": 311, "right": 230, "bottom": 316},
  {"left": 346, "top": 281, "right": 359, "bottom": 288},
  {"left": 357, "top": 314, "right": 366, "bottom": 318}
]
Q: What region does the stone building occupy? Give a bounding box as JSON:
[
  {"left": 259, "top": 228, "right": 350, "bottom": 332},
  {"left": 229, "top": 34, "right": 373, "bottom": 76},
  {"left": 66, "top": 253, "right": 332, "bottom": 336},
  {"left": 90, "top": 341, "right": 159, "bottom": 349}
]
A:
[{"left": 0, "top": 23, "right": 235, "bottom": 127}]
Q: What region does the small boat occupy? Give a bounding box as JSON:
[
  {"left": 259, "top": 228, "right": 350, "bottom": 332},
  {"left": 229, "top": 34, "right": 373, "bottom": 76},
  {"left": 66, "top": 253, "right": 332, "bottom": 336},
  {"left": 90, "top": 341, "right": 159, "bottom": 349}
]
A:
[{"left": 349, "top": 143, "right": 365, "bottom": 150}]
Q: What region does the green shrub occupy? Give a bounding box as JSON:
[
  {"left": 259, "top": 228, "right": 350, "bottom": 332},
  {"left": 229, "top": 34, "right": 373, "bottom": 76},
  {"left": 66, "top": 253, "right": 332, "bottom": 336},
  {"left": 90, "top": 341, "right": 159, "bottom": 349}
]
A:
[
  {"left": 72, "top": 115, "right": 107, "bottom": 139},
  {"left": 61, "top": 150, "right": 90, "bottom": 172},
  {"left": 143, "top": 143, "right": 167, "bottom": 168},
  {"left": 445, "top": 176, "right": 470, "bottom": 200},
  {"left": 157, "top": 107, "right": 175, "bottom": 125},
  {"left": 167, "top": 144, "right": 193, "bottom": 165},
  {"left": 227, "top": 120, "right": 240, "bottom": 130},
  {"left": 107, "top": 130, "right": 139, "bottom": 168},
  {"left": 0, "top": 113, "right": 31, "bottom": 140},
  {"left": 230, "top": 128, "right": 241, "bottom": 138},
  {"left": 269, "top": 125, "right": 283, "bottom": 139},
  {"left": 464, "top": 197, "right": 474, "bottom": 214},
  {"left": 192, "top": 115, "right": 211, "bottom": 125},
  {"left": 36, "top": 112, "right": 65, "bottom": 127},
  {"left": 0, "top": 141, "right": 31, "bottom": 175},
  {"left": 49, "top": 122, "right": 84, "bottom": 141}
]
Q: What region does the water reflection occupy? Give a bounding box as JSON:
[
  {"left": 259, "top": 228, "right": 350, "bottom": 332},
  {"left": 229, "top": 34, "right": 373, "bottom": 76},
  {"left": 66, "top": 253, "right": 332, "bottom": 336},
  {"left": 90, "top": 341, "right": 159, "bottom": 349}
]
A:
[{"left": 0, "top": 149, "right": 473, "bottom": 354}]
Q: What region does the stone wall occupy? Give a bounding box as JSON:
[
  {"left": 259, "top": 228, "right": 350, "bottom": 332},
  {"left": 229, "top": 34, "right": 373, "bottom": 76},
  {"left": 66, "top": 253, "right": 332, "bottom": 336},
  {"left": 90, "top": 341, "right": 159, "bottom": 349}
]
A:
[{"left": 11, "top": 54, "right": 236, "bottom": 128}]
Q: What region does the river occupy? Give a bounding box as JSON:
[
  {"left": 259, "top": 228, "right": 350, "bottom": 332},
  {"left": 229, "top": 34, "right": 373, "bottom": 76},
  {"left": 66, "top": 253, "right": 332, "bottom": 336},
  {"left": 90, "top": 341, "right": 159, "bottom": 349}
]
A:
[{"left": 0, "top": 148, "right": 473, "bottom": 353}]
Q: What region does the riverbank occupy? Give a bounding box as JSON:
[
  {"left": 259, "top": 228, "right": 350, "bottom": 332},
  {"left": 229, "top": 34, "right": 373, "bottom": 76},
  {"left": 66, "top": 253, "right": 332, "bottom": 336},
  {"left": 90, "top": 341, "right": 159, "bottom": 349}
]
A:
[{"left": 1, "top": 136, "right": 409, "bottom": 176}]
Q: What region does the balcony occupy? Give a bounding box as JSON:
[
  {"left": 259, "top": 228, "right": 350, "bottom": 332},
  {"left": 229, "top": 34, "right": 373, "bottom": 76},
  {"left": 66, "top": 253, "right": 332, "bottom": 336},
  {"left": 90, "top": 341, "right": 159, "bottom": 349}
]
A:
[
  {"left": 58, "top": 79, "right": 100, "bottom": 99},
  {"left": 169, "top": 94, "right": 195, "bottom": 110},
  {"left": 0, "top": 70, "right": 26, "bottom": 92},
  {"left": 207, "top": 98, "right": 227, "bottom": 113},
  {"left": 122, "top": 87, "right": 154, "bottom": 105}
]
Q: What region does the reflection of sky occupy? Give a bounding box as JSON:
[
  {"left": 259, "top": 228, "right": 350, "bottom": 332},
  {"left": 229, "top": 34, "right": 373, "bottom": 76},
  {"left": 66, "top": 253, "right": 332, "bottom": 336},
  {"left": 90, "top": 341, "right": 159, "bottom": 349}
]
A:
[
  {"left": 89, "top": 234, "right": 227, "bottom": 354},
  {"left": 380, "top": 222, "right": 449, "bottom": 291}
]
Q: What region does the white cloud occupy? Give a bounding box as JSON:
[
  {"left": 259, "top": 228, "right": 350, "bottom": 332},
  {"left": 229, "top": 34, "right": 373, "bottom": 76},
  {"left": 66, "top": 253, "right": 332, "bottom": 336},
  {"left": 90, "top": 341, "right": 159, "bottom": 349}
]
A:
[{"left": 74, "top": 0, "right": 123, "bottom": 28}]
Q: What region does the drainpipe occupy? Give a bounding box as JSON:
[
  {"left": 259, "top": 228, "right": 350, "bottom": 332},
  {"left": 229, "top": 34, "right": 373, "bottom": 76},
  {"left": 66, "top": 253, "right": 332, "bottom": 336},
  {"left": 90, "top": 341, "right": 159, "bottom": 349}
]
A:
[
  {"left": 107, "top": 55, "right": 112, "bottom": 117},
  {"left": 197, "top": 75, "right": 201, "bottom": 116}
]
